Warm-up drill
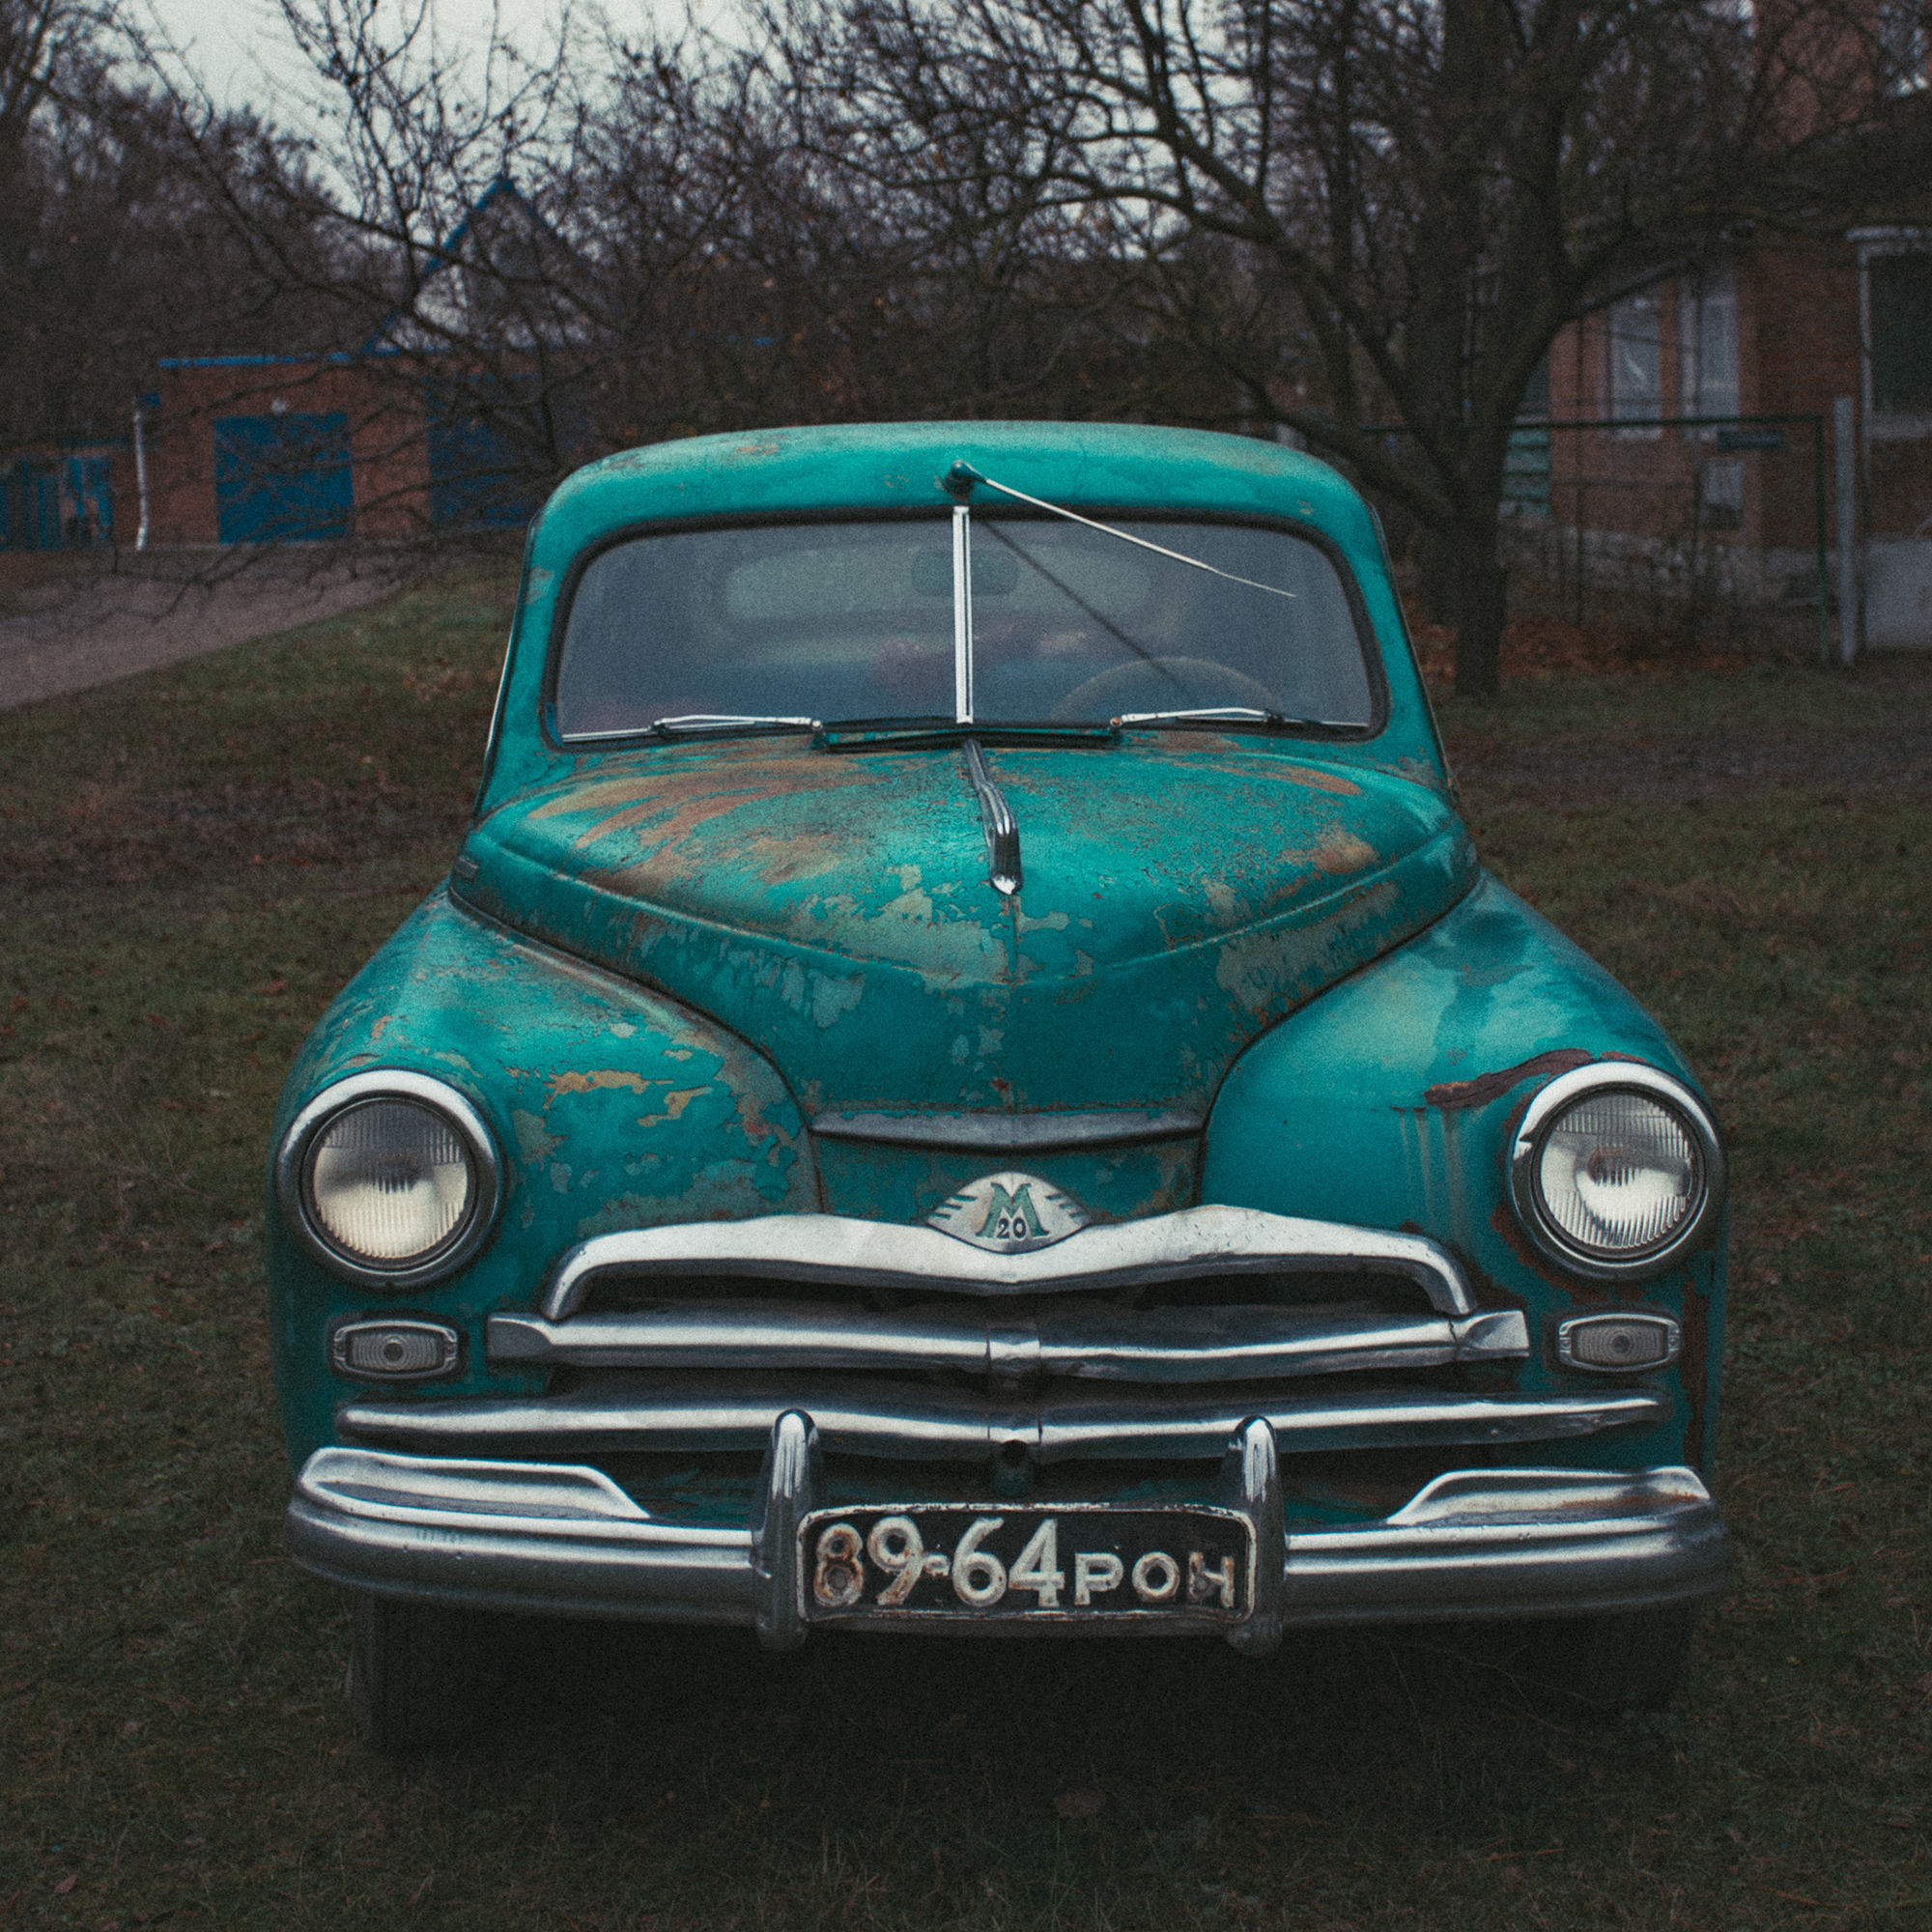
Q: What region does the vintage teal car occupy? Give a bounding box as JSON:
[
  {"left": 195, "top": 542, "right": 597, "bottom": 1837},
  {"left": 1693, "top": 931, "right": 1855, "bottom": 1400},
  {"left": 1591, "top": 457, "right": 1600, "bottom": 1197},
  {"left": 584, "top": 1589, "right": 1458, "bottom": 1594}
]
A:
[{"left": 268, "top": 422, "right": 1729, "bottom": 1748}]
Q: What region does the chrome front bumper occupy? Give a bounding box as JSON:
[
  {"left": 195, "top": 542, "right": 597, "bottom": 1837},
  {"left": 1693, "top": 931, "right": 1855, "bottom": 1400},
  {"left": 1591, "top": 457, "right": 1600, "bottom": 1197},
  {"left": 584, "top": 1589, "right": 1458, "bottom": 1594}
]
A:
[{"left": 287, "top": 1431, "right": 1731, "bottom": 1648}]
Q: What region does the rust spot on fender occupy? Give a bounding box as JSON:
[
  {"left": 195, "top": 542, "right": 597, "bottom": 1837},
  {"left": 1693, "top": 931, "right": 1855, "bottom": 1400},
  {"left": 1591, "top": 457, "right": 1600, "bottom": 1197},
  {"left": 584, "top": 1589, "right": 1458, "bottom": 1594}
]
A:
[
  {"left": 639, "top": 1086, "right": 713, "bottom": 1127},
  {"left": 1488, "top": 1200, "right": 1606, "bottom": 1303},
  {"left": 1424, "top": 1049, "right": 1595, "bottom": 1112},
  {"left": 1292, "top": 831, "right": 1378, "bottom": 875},
  {"left": 549, "top": 1068, "right": 652, "bottom": 1097}
]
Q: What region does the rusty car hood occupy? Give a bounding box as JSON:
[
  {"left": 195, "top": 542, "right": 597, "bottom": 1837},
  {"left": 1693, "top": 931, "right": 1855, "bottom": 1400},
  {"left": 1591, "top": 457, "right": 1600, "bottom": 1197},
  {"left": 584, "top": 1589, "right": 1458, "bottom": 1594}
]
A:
[{"left": 456, "top": 734, "right": 1476, "bottom": 1116}]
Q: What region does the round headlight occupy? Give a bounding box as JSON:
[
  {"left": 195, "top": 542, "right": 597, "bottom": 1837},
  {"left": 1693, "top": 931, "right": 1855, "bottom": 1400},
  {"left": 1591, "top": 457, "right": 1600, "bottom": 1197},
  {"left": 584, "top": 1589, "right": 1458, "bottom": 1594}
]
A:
[
  {"left": 310, "top": 1101, "right": 472, "bottom": 1261},
  {"left": 1510, "top": 1065, "right": 1723, "bottom": 1281},
  {"left": 276, "top": 1071, "right": 500, "bottom": 1287}
]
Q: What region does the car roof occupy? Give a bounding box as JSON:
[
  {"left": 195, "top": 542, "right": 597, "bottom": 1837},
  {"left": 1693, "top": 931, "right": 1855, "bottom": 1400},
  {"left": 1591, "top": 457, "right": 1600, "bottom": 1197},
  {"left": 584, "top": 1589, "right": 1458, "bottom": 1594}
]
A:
[{"left": 530, "top": 420, "right": 1372, "bottom": 562}]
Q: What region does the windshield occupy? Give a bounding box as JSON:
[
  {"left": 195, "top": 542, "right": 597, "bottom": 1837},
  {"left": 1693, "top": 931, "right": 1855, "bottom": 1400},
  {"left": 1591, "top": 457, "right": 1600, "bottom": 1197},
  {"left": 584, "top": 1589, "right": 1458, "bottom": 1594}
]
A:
[{"left": 554, "top": 516, "right": 1376, "bottom": 740}]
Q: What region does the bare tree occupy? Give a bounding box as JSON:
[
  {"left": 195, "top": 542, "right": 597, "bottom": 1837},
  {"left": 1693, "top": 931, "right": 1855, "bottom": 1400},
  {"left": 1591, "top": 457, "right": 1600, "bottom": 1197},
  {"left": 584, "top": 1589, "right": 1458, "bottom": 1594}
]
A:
[
  {"left": 775, "top": 0, "right": 1932, "bottom": 693},
  {"left": 125, "top": 0, "right": 1147, "bottom": 547},
  {"left": 0, "top": 1, "right": 362, "bottom": 451}
]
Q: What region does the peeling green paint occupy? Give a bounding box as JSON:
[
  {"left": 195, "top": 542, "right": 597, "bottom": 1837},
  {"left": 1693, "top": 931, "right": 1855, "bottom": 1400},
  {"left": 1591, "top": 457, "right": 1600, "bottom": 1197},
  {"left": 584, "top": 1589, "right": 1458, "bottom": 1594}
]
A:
[
  {"left": 1204, "top": 874, "right": 1721, "bottom": 1474},
  {"left": 269, "top": 420, "right": 1726, "bottom": 1520},
  {"left": 457, "top": 735, "right": 1477, "bottom": 1115},
  {"left": 265, "top": 890, "right": 814, "bottom": 1467}
]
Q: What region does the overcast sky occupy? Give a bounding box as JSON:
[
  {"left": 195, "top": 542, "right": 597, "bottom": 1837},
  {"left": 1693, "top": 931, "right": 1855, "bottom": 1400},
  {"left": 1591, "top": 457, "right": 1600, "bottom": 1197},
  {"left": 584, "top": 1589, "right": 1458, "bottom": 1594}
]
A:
[{"left": 139, "top": 0, "right": 681, "bottom": 117}]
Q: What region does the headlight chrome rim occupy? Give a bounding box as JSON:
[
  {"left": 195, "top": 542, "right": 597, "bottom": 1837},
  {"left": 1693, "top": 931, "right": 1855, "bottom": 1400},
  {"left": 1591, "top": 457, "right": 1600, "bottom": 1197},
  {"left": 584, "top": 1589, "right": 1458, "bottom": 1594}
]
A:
[
  {"left": 275, "top": 1070, "right": 502, "bottom": 1288},
  {"left": 1509, "top": 1064, "right": 1724, "bottom": 1282}
]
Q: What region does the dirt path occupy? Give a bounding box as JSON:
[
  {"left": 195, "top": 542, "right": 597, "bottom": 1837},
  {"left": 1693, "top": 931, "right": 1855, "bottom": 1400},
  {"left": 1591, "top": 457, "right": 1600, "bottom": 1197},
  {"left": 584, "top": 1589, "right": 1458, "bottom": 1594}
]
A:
[{"left": 0, "top": 551, "right": 414, "bottom": 711}]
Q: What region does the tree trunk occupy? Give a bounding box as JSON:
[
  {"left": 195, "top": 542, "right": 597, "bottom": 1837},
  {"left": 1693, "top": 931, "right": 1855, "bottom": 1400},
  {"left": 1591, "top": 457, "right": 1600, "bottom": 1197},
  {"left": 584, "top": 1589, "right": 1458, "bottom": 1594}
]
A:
[
  {"left": 1419, "top": 520, "right": 1508, "bottom": 698},
  {"left": 1451, "top": 541, "right": 1508, "bottom": 699}
]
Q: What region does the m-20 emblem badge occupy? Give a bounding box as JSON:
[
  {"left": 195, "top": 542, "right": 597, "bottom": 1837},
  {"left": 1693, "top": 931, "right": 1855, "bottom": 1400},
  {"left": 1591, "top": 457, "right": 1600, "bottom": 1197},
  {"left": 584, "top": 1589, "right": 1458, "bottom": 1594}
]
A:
[{"left": 926, "top": 1172, "right": 1091, "bottom": 1254}]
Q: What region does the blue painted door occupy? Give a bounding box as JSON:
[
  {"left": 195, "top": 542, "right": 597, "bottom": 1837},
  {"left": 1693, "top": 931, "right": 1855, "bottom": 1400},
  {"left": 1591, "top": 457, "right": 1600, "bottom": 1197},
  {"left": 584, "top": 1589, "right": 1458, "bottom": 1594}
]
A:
[
  {"left": 0, "top": 459, "right": 61, "bottom": 550},
  {"left": 213, "top": 413, "right": 353, "bottom": 542}
]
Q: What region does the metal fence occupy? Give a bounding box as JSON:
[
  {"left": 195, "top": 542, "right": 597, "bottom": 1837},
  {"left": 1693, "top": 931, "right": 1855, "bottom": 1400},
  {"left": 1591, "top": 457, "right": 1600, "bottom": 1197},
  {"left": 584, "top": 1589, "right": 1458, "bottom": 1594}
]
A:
[
  {"left": 1504, "top": 414, "right": 1829, "bottom": 660},
  {"left": 1364, "top": 414, "right": 1835, "bottom": 662}
]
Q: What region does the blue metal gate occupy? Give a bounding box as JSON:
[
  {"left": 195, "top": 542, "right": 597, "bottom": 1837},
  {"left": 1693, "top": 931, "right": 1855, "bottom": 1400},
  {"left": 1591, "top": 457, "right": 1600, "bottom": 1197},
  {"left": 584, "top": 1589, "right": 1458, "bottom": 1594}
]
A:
[{"left": 213, "top": 412, "right": 353, "bottom": 542}]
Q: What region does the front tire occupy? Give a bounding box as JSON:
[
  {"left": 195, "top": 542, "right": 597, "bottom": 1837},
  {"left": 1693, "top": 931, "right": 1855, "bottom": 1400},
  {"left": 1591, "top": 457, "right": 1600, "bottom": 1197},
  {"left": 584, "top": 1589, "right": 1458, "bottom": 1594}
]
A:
[{"left": 346, "top": 1593, "right": 498, "bottom": 1751}]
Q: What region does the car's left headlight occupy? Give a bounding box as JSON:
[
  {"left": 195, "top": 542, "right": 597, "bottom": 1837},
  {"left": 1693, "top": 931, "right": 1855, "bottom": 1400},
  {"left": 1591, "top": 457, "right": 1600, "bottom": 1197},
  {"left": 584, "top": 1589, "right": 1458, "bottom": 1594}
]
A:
[
  {"left": 1509, "top": 1064, "right": 1723, "bottom": 1281},
  {"left": 275, "top": 1070, "right": 501, "bottom": 1288}
]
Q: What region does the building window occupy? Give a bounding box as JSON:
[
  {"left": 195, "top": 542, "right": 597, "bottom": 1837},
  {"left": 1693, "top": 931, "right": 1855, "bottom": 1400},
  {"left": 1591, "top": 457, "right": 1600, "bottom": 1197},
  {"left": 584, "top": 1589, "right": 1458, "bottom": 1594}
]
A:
[
  {"left": 1869, "top": 252, "right": 1932, "bottom": 414},
  {"left": 1608, "top": 291, "right": 1662, "bottom": 433},
  {"left": 1879, "top": 0, "right": 1930, "bottom": 93},
  {"left": 1700, "top": 458, "right": 1745, "bottom": 531},
  {"left": 1678, "top": 264, "right": 1739, "bottom": 422}
]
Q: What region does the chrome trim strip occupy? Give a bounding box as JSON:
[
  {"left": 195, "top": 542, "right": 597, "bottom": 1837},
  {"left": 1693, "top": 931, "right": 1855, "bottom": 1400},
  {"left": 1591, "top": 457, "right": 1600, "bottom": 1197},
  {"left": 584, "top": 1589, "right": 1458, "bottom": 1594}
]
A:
[
  {"left": 340, "top": 1378, "right": 1665, "bottom": 1463},
  {"left": 1508, "top": 1063, "right": 1726, "bottom": 1284},
  {"left": 962, "top": 738, "right": 1021, "bottom": 896},
  {"left": 1555, "top": 1312, "right": 1682, "bottom": 1373},
  {"left": 289, "top": 1447, "right": 753, "bottom": 1623},
  {"left": 273, "top": 1069, "right": 503, "bottom": 1291},
  {"left": 286, "top": 1451, "right": 1728, "bottom": 1628},
  {"left": 298, "top": 1446, "right": 653, "bottom": 1522},
  {"left": 539, "top": 1205, "right": 1477, "bottom": 1321},
  {"left": 751, "top": 1411, "right": 820, "bottom": 1652},
  {"left": 1219, "top": 1418, "right": 1283, "bottom": 1658},
  {"left": 486, "top": 1301, "right": 1530, "bottom": 1380},
  {"left": 952, "top": 500, "right": 974, "bottom": 722},
  {"left": 810, "top": 1107, "right": 1203, "bottom": 1150}
]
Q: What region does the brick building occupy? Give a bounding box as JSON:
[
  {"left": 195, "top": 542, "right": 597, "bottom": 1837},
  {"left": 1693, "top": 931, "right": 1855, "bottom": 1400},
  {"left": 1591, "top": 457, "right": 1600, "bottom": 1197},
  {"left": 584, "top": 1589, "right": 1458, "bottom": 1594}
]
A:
[
  {"left": 139, "top": 181, "right": 579, "bottom": 548},
  {"left": 1523, "top": 229, "right": 1932, "bottom": 647}
]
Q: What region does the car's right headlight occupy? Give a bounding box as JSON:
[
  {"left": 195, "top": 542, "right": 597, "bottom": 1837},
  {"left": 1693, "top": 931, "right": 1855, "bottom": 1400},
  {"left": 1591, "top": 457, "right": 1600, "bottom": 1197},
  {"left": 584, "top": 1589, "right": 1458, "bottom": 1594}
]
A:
[
  {"left": 275, "top": 1070, "right": 501, "bottom": 1288},
  {"left": 1509, "top": 1064, "right": 1723, "bottom": 1282}
]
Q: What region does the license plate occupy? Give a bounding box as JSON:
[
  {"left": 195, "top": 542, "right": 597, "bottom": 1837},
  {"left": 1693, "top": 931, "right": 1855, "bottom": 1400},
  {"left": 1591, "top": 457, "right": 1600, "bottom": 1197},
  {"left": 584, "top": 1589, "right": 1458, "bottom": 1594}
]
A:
[{"left": 797, "top": 1504, "right": 1255, "bottom": 1624}]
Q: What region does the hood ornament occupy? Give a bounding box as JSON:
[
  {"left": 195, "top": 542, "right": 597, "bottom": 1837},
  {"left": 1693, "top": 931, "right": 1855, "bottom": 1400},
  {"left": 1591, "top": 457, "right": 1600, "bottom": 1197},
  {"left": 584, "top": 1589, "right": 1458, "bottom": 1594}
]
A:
[{"left": 927, "top": 1172, "right": 1090, "bottom": 1253}]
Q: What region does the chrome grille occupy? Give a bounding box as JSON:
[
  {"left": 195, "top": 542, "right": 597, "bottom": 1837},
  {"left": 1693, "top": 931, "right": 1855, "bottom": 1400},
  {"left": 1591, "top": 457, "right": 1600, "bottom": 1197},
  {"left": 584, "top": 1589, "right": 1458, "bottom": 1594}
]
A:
[{"left": 337, "top": 1208, "right": 1669, "bottom": 1467}]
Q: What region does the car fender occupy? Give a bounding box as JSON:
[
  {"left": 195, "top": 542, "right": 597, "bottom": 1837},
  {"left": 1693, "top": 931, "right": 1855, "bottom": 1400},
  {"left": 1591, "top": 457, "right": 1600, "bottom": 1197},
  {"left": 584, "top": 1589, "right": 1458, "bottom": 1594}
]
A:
[
  {"left": 266, "top": 887, "right": 815, "bottom": 1469},
  {"left": 1202, "top": 871, "right": 1725, "bottom": 1473}
]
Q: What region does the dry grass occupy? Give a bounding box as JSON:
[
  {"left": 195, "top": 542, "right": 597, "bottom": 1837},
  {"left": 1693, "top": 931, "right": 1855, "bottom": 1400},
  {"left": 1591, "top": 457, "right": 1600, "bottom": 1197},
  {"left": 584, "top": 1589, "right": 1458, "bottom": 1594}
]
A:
[{"left": 2, "top": 582, "right": 1927, "bottom": 1928}]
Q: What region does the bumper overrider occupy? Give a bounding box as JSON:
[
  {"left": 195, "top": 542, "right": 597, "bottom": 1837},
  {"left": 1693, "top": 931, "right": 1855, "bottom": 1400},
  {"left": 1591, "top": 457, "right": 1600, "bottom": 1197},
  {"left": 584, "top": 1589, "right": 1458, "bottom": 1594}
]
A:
[{"left": 286, "top": 1207, "right": 1731, "bottom": 1654}]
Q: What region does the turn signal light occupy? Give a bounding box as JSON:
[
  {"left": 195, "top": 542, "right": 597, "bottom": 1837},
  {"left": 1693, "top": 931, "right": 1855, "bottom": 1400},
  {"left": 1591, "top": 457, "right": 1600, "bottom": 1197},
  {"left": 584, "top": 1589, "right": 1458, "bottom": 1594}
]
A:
[
  {"left": 1555, "top": 1313, "right": 1680, "bottom": 1374},
  {"left": 331, "top": 1320, "right": 460, "bottom": 1380}
]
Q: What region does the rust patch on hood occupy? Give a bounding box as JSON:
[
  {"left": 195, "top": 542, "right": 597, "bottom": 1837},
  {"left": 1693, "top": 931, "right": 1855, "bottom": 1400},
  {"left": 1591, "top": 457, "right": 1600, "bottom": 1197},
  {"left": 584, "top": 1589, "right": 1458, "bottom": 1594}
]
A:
[
  {"left": 527, "top": 747, "right": 901, "bottom": 872},
  {"left": 1278, "top": 762, "right": 1364, "bottom": 796},
  {"left": 1424, "top": 1049, "right": 1595, "bottom": 1112}
]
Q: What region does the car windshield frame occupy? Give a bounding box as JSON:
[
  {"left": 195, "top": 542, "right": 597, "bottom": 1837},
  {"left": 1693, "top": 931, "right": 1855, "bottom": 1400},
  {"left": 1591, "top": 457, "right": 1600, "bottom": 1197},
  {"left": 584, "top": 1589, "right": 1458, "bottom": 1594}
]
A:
[{"left": 539, "top": 504, "right": 1391, "bottom": 750}]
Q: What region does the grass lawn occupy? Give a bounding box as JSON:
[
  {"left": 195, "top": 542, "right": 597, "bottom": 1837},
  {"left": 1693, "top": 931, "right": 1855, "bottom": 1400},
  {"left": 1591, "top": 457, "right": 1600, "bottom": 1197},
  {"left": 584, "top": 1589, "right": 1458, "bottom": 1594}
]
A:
[{"left": 2, "top": 578, "right": 1927, "bottom": 1929}]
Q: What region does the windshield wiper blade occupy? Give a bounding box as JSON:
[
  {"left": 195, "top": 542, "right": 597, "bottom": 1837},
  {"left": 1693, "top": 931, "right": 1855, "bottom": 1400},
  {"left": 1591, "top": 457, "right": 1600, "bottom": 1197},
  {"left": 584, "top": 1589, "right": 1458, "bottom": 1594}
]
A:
[
  {"left": 558, "top": 715, "right": 820, "bottom": 744},
  {"left": 1115, "top": 707, "right": 1343, "bottom": 731},
  {"left": 815, "top": 719, "right": 1118, "bottom": 751},
  {"left": 651, "top": 714, "right": 819, "bottom": 734}
]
